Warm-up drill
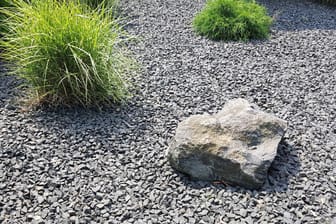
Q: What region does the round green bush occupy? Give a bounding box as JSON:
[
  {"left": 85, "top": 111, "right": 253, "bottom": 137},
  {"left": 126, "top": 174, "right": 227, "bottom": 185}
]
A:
[
  {"left": 0, "top": 0, "right": 137, "bottom": 107},
  {"left": 193, "top": 0, "right": 272, "bottom": 41}
]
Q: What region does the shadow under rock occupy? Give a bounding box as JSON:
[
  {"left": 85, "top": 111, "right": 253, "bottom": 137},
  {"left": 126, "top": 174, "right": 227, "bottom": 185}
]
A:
[
  {"left": 175, "top": 140, "right": 301, "bottom": 193},
  {"left": 257, "top": 0, "right": 336, "bottom": 31},
  {"left": 262, "top": 140, "right": 301, "bottom": 192}
]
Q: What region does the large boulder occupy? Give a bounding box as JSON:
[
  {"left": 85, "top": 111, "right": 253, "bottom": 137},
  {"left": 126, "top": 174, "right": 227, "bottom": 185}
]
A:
[{"left": 167, "top": 98, "right": 287, "bottom": 189}]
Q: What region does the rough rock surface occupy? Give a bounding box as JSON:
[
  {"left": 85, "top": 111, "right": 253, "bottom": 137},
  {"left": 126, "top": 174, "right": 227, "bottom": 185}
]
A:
[{"left": 168, "top": 99, "right": 287, "bottom": 189}]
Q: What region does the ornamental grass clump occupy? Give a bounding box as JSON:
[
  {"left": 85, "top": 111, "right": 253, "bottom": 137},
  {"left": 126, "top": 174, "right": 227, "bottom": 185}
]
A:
[
  {"left": 0, "top": 0, "right": 118, "bottom": 37},
  {"left": 193, "top": 0, "right": 272, "bottom": 41},
  {"left": 0, "top": 0, "right": 136, "bottom": 107}
]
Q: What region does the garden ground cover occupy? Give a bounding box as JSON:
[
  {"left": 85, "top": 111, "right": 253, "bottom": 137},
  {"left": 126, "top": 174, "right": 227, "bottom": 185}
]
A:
[{"left": 0, "top": 0, "right": 335, "bottom": 223}]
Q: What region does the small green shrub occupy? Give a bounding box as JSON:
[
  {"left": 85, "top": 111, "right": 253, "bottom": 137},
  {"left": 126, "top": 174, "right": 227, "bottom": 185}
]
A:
[
  {"left": 0, "top": 0, "right": 137, "bottom": 107},
  {"left": 193, "top": 0, "right": 272, "bottom": 41}
]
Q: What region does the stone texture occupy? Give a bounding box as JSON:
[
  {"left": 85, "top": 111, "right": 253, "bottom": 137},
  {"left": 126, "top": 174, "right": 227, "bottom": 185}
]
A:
[
  {"left": 167, "top": 99, "right": 287, "bottom": 189},
  {"left": 1, "top": 0, "right": 335, "bottom": 222}
]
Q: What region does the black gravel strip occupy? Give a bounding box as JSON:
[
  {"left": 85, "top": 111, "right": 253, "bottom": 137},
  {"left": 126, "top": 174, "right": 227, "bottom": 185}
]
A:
[{"left": 1, "top": 0, "right": 336, "bottom": 223}]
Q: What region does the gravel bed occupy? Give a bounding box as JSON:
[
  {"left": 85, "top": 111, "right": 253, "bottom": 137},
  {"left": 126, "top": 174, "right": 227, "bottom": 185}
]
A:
[{"left": 1, "top": 0, "right": 336, "bottom": 223}]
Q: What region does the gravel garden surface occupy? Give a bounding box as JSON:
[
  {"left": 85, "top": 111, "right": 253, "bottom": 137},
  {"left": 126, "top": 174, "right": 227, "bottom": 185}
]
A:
[{"left": 1, "top": 0, "right": 336, "bottom": 223}]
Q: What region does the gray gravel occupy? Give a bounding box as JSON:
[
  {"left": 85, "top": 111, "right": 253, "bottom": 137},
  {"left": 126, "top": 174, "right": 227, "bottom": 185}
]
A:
[{"left": 1, "top": 0, "right": 336, "bottom": 223}]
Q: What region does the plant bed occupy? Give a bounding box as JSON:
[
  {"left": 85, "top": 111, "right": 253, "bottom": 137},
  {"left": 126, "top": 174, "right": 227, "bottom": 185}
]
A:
[{"left": 193, "top": 0, "right": 272, "bottom": 41}]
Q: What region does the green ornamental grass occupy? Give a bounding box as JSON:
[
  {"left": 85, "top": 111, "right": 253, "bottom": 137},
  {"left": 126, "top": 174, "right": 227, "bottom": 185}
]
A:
[
  {"left": 0, "top": 0, "right": 12, "bottom": 35},
  {"left": 80, "top": 0, "right": 118, "bottom": 10},
  {"left": 0, "top": 0, "right": 137, "bottom": 107},
  {"left": 0, "top": 0, "right": 118, "bottom": 36},
  {"left": 193, "top": 0, "right": 272, "bottom": 41}
]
